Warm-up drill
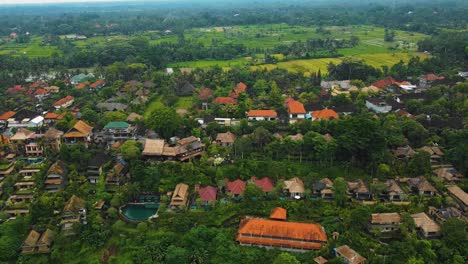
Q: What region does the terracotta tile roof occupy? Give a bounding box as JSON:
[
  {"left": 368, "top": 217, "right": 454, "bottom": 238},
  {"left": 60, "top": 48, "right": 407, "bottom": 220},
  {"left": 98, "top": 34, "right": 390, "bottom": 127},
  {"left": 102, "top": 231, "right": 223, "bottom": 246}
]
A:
[
  {"left": 53, "top": 95, "right": 74, "bottom": 107},
  {"left": 6, "top": 85, "right": 26, "bottom": 93},
  {"left": 372, "top": 77, "right": 398, "bottom": 89},
  {"left": 312, "top": 109, "right": 339, "bottom": 120},
  {"left": 230, "top": 82, "right": 247, "bottom": 98},
  {"left": 44, "top": 112, "right": 63, "bottom": 120},
  {"left": 34, "top": 89, "right": 47, "bottom": 95},
  {"left": 90, "top": 79, "right": 105, "bottom": 89},
  {"left": 237, "top": 218, "right": 327, "bottom": 250},
  {"left": 216, "top": 132, "right": 236, "bottom": 144},
  {"left": 247, "top": 110, "right": 277, "bottom": 117},
  {"left": 213, "top": 97, "right": 237, "bottom": 105},
  {"left": 269, "top": 207, "right": 287, "bottom": 220},
  {"left": 411, "top": 212, "right": 440, "bottom": 233},
  {"left": 30, "top": 81, "right": 43, "bottom": 89},
  {"left": 288, "top": 100, "right": 306, "bottom": 114},
  {"left": 0, "top": 111, "right": 16, "bottom": 120},
  {"left": 226, "top": 179, "right": 246, "bottom": 195},
  {"left": 252, "top": 176, "right": 274, "bottom": 192},
  {"left": 75, "top": 82, "right": 90, "bottom": 89},
  {"left": 370, "top": 213, "right": 401, "bottom": 224},
  {"left": 198, "top": 87, "right": 213, "bottom": 101},
  {"left": 198, "top": 185, "right": 217, "bottom": 202},
  {"left": 446, "top": 185, "right": 468, "bottom": 207},
  {"left": 335, "top": 245, "right": 366, "bottom": 264}
]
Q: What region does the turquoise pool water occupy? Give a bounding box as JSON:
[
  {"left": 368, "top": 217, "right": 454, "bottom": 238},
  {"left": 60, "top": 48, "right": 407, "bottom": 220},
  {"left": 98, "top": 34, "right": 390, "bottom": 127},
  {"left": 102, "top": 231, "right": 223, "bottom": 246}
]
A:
[{"left": 121, "top": 203, "right": 159, "bottom": 221}]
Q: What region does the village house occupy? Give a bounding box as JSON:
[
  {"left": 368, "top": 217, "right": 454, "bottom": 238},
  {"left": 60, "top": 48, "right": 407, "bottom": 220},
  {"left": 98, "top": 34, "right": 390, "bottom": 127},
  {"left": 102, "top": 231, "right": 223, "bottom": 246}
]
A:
[
  {"left": 96, "top": 102, "right": 129, "bottom": 112},
  {"left": 411, "top": 212, "right": 440, "bottom": 239},
  {"left": 225, "top": 179, "right": 247, "bottom": 198},
  {"left": 170, "top": 183, "right": 189, "bottom": 208},
  {"left": 334, "top": 245, "right": 366, "bottom": 264},
  {"left": 127, "top": 112, "right": 143, "bottom": 123},
  {"left": 287, "top": 100, "right": 307, "bottom": 123},
  {"left": 383, "top": 180, "right": 406, "bottom": 202},
  {"left": 433, "top": 167, "right": 461, "bottom": 183},
  {"left": 44, "top": 161, "right": 67, "bottom": 193},
  {"left": 75, "top": 82, "right": 90, "bottom": 90},
  {"left": 368, "top": 213, "right": 401, "bottom": 233},
  {"left": 230, "top": 82, "right": 247, "bottom": 99},
  {"left": 53, "top": 95, "right": 74, "bottom": 109},
  {"left": 212, "top": 96, "right": 237, "bottom": 105},
  {"left": 446, "top": 185, "right": 468, "bottom": 211},
  {"left": 314, "top": 256, "right": 329, "bottom": 264},
  {"left": 142, "top": 136, "right": 205, "bottom": 161},
  {"left": 198, "top": 87, "right": 213, "bottom": 110},
  {"left": 419, "top": 74, "right": 445, "bottom": 88},
  {"left": 237, "top": 208, "right": 327, "bottom": 252},
  {"left": 106, "top": 160, "right": 128, "bottom": 186},
  {"left": 102, "top": 121, "right": 136, "bottom": 146},
  {"left": 0, "top": 111, "right": 16, "bottom": 128},
  {"left": 215, "top": 132, "right": 236, "bottom": 147},
  {"left": 70, "top": 73, "right": 93, "bottom": 85},
  {"left": 89, "top": 79, "right": 106, "bottom": 91},
  {"left": 87, "top": 152, "right": 110, "bottom": 184},
  {"left": 365, "top": 98, "right": 392, "bottom": 113},
  {"left": 347, "top": 179, "right": 372, "bottom": 200},
  {"left": 251, "top": 176, "right": 274, "bottom": 194},
  {"left": 407, "top": 176, "right": 437, "bottom": 197},
  {"left": 196, "top": 184, "right": 217, "bottom": 205},
  {"left": 21, "top": 229, "right": 54, "bottom": 254},
  {"left": 44, "top": 85, "right": 60, "bottom": 93},
  {"left": 428, "top": 206, "right": 467, "bottom": 223},
  {"left": 63, "top": 120, "right": 94, "bottom": 147},
  {"left": 19, "top": 168, "right": 40, "bottom": 179},
  {"left": 247, "top": 110, "right": 277, "bottom": 121},
  {"left": 14, "top": 181, "right": 35, "bottom": 192},
  {"left": 419, "top": 146, "right": 444, "bottom": 164},
  {"left": 283, "top": 177, "right": 305, "bottom": 199},
  {"left": 309, "top": 109, "right": 339, "bottom": 121},
  {"left": 61, "top": 195, "right": 87, "bottom": 233},
  {"left": 43, "top": 127, "right": 64, "bottom": 152},
  {"left": 313, "top": 178, "right": 334, "bottom": 199},
  {"left": 393, "top": 145, "right": 415, "bottom": 159},
  {"left": 10, "top": 128, "right": 44, "bottom": 156},
  {"left": 44, "top": 112, "right": 64, "bottom": 125}
]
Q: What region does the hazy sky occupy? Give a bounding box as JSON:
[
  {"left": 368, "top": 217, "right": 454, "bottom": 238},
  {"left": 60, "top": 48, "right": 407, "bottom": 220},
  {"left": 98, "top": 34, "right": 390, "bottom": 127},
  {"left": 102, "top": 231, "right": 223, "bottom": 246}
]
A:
[{"left": 0, "top": 0, "right": 129, "bottom": 4}]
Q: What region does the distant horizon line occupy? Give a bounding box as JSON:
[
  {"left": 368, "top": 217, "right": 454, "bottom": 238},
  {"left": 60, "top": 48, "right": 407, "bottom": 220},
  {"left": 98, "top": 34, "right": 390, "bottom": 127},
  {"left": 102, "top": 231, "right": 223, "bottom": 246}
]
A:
[{"left": 0, "top": 0, "right": 150, "bottom": 5}]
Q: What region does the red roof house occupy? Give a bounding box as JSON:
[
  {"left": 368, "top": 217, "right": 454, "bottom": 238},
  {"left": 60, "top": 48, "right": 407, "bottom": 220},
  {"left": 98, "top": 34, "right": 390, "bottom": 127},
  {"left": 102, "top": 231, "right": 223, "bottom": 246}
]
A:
[
  {"left": 6, "top": 85, "right": 27, "bottom": 94},
  {"left": 288, "top": 100, "right": 306, "bottom": 114},
  {"left": 230, "top": 82, "right": 247, "bottom": 98},
  {"left": 422, "top": 74, "right": 445, "bottom": 81},
  {"left": 53, "top": 95, "right": 74, "bottom": 109},
  {"left": 198, "top": 87, "right": 214, "bottom": 101},
  {"left": 90, "top": 80, "right": 106, "bottom": 90},
  {"left": 198, "top": 186, "right": 218, "bottom": 202},
  {"left": 213, "top": 97, "right": 237, "bottom": 105},
  {"left": 225, "top": 179, "right": 246, "bottom": 196},
  {"left": 247, "top": 110, "right": 277, "bottom": 120},
  {"left": 252, "top": 176, "right": 274, "bottom": 193},
  {"left": 0, "top": 111, "right": 16, "bottom": 121},
  {"left": 311, "top": 109, "right": 339, "bottom": 121},
  {"left": 75, "top": 82, "right": 90, "bottom": 90}
]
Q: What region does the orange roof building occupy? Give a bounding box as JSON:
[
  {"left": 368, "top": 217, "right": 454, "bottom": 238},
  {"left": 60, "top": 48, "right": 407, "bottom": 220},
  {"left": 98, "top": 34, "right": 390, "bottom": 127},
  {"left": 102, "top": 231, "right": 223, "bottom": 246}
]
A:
[
  {"left": 0, "top": 111, "right": 16, "bottom": 121},
  {"left": 230, "top": 82, "right": 247, "bottom": 98},
  {"left": 53, "top": 95, "right": 74, "bottom": 109},
  {"left": 311, "top": 109, "right": 339, "bottom": 121},
  {"left": 247, "top": 110, "right": 277, "bottom": 121},
  {"left": 288, "top": 101, "right": 306, "bottom": 114},
  {"left": 90, "top": 80, "right": 105, "bottom": 90},
  {"left": 270, "top": 207, "right": 287, "bottom": 220},
  {"left": 213, "top": 97, "right": 237, "bottom": 105},
  {"left": 237, "top": 208, "right": 327, "bottom": 252},
  {"left": 75, "top": 82, "right": 90, "bottom": 90}
]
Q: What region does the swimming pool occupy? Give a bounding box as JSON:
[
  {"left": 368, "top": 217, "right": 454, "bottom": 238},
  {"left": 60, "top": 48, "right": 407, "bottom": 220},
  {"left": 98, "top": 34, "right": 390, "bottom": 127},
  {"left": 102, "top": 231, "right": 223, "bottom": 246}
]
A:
[{"left": 121, "top": 203, "right": 159, "bottom": 221}]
